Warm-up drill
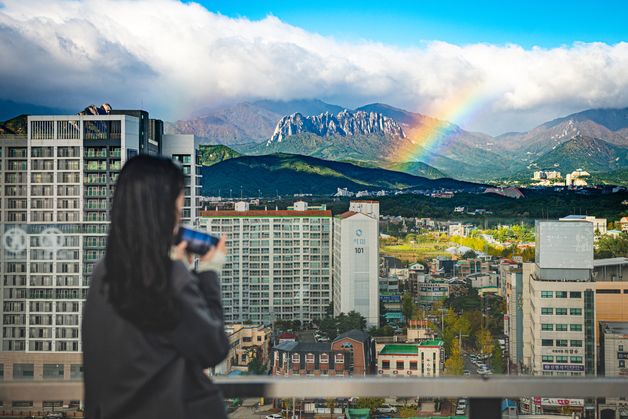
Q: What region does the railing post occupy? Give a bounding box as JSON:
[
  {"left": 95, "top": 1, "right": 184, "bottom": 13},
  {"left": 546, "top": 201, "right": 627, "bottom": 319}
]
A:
[{"left": 469, "top": 398, "right": 501, "bottom": 419}]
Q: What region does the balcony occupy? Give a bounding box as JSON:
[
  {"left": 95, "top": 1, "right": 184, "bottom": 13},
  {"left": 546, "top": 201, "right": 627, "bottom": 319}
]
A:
[{"left": 0, "top": 376, "right": 626, "bottom": 418}]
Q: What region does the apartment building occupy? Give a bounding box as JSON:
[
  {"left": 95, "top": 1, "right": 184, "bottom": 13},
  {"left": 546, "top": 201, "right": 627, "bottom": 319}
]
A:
[
  {"left": 199, "top": 201, "right": 332, "bottom": 324},
  {"left": 333, "top": 201, "right": 380, "bottom": 327},
  {"left": 161, "top": 134, "right": 201, "bottom": 224},
  {"left": 598, "top": 322, "right": 628, "bottom": 419},
  {"left": 0, "top": 111, "right": 201, "bottom": 411}
]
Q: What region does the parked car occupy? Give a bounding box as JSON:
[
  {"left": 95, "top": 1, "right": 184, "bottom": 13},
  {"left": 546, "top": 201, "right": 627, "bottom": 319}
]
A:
[
  {"left": 44, "top": 414, "right": 65, "bottom": 419},
  {"left": 456, "top": 407, "right": 466, "bottom": 415},
  {"left": 463, "top": 370, "right": 470, "bottom": 376},
  {"left": 376, "top": 404, "right": 398, "bottom": 414},
  {"left": 265, "top": 414, "right": 282, "bottom": 419}
]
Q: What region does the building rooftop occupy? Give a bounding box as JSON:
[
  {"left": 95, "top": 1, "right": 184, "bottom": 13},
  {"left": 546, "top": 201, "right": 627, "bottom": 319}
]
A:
[
  {"left": 593, "top": 257, "right": 628, "bottom": 267},
  {"left": 336, "top": 211, "right": 358, "bottom": 219},
  {"left": 420, "top": 339, "right": 444, "bottom": 347},
  {"left": 200, "top": 210, "right": 331, "bottom": 217},
  {"left": 600, "top": 322, "right": 628, "bottom": 335},
  {"left": 379, "top": 344, "right": 419, "bottom": 355},
  {"left": 335, "top": 329, "right": 370, "bottom": 344},
  {"left": 274, "top": 341, "right": 332, "bottom": 353}
]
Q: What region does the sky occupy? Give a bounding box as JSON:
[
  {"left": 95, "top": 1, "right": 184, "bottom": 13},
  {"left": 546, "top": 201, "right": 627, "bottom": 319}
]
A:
[{"left": 0, "top": 0, "right": 627, "bottom": 135}]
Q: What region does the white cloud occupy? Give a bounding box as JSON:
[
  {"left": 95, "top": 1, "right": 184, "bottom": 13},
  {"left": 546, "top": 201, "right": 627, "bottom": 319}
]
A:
[{"left": 0, "top": 0, "right": 627, "bottom": 134}]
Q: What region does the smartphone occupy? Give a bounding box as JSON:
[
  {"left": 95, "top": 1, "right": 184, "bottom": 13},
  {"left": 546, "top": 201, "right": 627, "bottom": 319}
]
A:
[{"left": 175, "top": 226, "right": 220, "bottom": 255}]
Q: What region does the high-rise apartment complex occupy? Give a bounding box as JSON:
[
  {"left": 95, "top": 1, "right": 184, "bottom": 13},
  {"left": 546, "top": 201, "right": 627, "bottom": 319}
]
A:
[
  {"left": 0, "top": 111, "right": 200, "bottom": 409},
  {"left": 161, "top": 134, "right": 200, "bottom": 224},
  {"left": 333, "top": 201, "right": 379, "bottom": 327},
  {"left": 199, "top": 201, "right": 333, "bottom": 324}
]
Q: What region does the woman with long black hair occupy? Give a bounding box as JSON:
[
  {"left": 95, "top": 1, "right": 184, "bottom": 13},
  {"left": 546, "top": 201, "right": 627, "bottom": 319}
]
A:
[{"left": 83, "top": 155, "right": 230, "bottom": 419}]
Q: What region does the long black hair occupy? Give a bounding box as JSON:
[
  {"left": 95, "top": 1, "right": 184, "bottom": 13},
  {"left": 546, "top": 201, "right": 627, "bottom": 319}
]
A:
[{"left": 103, "top": 155, "right": 185, "bottom": 331}]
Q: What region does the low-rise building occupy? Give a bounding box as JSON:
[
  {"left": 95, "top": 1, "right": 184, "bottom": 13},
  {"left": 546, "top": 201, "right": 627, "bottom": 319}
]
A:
[
  {"left": 215, "top": 324, "right": 272, "bottom": 375},
  {"left": 597, "top": 322, "right": 628, "bottom": 419},
  {"left": 406, "top": 320, "right": 436, "bottom": 342},
  {"left": 559, "top": 214, "right": 607, "bottom": 235},
  {"left": 417, "top": 281, "right": 450, "bottom": 306},
  {"left": 376, "top": 340, "right": 444, "bottom": 377},
  {"left": 271, "top": 330, "right": 372, "bottom": 376}
]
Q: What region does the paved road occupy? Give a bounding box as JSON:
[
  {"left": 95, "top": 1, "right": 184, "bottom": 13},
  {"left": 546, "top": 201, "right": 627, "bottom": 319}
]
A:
[{"left": 228, "top": 399, "right": 276, "bottom": 418}]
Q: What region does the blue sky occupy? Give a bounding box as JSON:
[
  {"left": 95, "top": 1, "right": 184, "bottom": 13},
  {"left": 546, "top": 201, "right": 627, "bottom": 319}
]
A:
[{"left": 194, "top": 0, "right": 628, "bottom": 48}]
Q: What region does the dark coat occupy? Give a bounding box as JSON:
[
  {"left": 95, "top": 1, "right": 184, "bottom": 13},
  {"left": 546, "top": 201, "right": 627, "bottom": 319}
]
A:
[{"left": 82, "top": 260, "right": 230, "bottom": 419}]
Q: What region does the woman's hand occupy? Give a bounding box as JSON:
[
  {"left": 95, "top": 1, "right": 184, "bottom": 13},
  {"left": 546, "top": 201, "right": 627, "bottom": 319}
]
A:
[
  {"left": 200, "top": 235, "right": 227, "bottom": 262},
  {"left": 172, "top": 241, "right": 193, "bottom": 264}
]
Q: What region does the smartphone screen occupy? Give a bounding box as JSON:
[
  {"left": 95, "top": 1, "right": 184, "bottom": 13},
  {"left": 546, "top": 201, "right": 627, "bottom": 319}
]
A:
[{"left": 176, "top": 227, "right": 220, "bottom": 255}]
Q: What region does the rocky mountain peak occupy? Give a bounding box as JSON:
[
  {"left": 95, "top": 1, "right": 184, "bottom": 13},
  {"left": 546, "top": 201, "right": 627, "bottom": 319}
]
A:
[{"left": 268, "top": 109, "right": 406, "bottom": 144}]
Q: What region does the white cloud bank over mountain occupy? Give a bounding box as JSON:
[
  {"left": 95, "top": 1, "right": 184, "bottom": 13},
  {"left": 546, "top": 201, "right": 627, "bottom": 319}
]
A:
[{"left": 0, "top": 0, "right": 627, "bottom": 134}]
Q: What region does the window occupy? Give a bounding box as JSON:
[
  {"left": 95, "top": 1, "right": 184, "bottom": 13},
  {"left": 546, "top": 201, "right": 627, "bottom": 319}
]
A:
[
  {"left": 335, "top": 353, "right": 344, "bottom": 364},
  {"left": 555, "top": 324, "right": 568, "bottom": 332},
  {"left": 541, "top": 291, "right": 553, "bottom": 298},
  {"left": 320, "top": 353, "right": 329, "bottom": 364},
  {"left": 570, "top": 340, "right": 583, "bottom": 347},
  {"left": 305, "top": 353, "right": 315, "bottom": 364},
  {"left": 555, "top": 291, "right": 568, "bottom": 298},
  {"left": 555, "top": 308, "right": 568, "bottom": 315},
  {"left": 570, "top": 308, "right": 582, "bottom": 316},
  {"left": 13, "top": 364, "right": 34, "bottom": 380},
  {"left": 542, "top": 339, "right": 553, "bottom": 346},
  {"left": 541, "top": 324, "right": 553, "bottom": 331},
  {"left": 410, "top": 361, "right": 418, "bottom": 370},
  {"left": 570, "top": 356, "right": 583, "bottom": 363},
  {"left": 382, "top": 360, "right": 390, "bottom": 370},
  {"left": 12, "top": 401, "right": 33, "bottom": 408},
  {"left": 70, "top": 365, "right": 83, "bottom": 379},
  {"left": 620, "top": 360, "right": 626, "bottom": 368},
  {"left": 569, "top": 291, "right": 582, "bottom": 298},
  {"left": 396, "top": 361, "right": 405, "bottom": 370},
  {"left": 43, "top": 364, "right": 64, "bottom": 379},
  {"left": 570, "top": 324, "right": 583, "bottom": 332},
  {"left": 619, "top": 345, "right": 624, "bottom": 352},
  {"left": 556, "top": 356, "right": 568, "bottom": 363},
  {"left": 542, "top": 355, "right": 554, "bottom": 362},
  {"left": 541, "top": 307, "right": 553, "bottom": 315},
  {"left": 291, "top": 353, "right": 300, "bottom": 364},
  {"left": 556, "top": 340, "right": 569, "bottom": 347}
]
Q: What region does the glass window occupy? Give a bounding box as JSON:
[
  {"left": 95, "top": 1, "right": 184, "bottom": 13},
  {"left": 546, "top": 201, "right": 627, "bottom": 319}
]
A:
[
  {"left": 570, "top": 308, "right": 582, "bottom": 316},
  {"left": 569, "top": 291, "right": 582, "bottom": 299},
  {"left": 570, "top": 324, "right": 583, "bottom": 332},
  {"left": 556, "top": 340, "right": 569, "bottom": 347},
  {"left": 410, "top": 361, "right": 418, "bottom": 370},
  {"left": 70, "top": 364, "right": 83, "bottom": 379},
  {"left": 541, "top": 291, "right": 553, "bottom": 298},
  {"left": 13, "top": 364, "right": 34, "bottom": 380},
  {"left": 396, "top": 361, "right": 404, "bottom": 370},
  {"left": 620, "top": 360, "right": 626, "bottom": 368},
  {"left": 555, "top": 324, "right": 568, "bottom": 332},
  {"left": 541, "top": 307, "right": 553, "bottom": 315},
  {"left": 570, "top": 356, "right": 583, "bottom": 363},
  {"left": 555, "top": 291, "right": 568, "bottom": 298},
  {"left": 556, "top": 356, "right": 568, "bottom": 363},
  {"left": 541, "top": 324, "right": 553, "bottom": 331},
  {"left": 542, "top": 355, "right": 554, "bottom": 362},
  {"left": 43, "top": 364, "right": 64, "bottom": 379},
  {"left": 570, "top": 340, "right": 583, "bottom": 347},
  {"left": 382, "top": 360, "right": 390, "bottom": 370},
  {"left": 542, "top": 339, "right": 553, "bottom": 346},
  {"left": 555, "top": 308, "right": 568, "bottom": 315}
]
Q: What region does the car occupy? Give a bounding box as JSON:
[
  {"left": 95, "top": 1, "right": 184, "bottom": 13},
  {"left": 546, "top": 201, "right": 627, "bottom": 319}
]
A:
[
  {"left": 317, "top": 336, "right": 330, "bottom": 342},
  {"left": 376, "top": 404, "right": 398, "bottom": 414},
  {"left": 456, "top": 408, "right": 466, "bottom": 415},
  {"left": 265, "top": 414, "right": 282, "bottom": 419},
  {"left": 458, "top": 399, "right": 468, "bottom": 406},
  {"left": 463, "top": 370, "right": 471, "bottom": 376},
  {"left": 44, "top": 414, "right": 65, "bottom": 419}
]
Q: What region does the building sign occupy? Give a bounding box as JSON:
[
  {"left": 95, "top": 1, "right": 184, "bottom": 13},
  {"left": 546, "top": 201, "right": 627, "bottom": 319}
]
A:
[
  {"left": 534, "top": 397, "right": 584, "bottom": 407},
  {"left": 380, "top": 295, "right": 401, "bottom": 302},
  {"left": 618, "top": 352, "right": 628, "bottom": 359},
  {"left": 542, "top": 364, "right": 584, "bottom": 372},
  {"left": 550, "top": 349, "right": 580, "bottom": 355}
]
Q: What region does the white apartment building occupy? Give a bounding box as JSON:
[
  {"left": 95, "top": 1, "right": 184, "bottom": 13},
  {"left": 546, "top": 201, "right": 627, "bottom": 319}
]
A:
[
  {"left": 162, "top": 134, "right": 201, "bottom": 224},
  {"left": 199, "top": 202, "right": 332, "bottom": 324},
  {"left": 0, "top": 112, "right": 200, "bottom": 410},
  {"left": 333, "top": 201, "right": 379, "bottom": 327}
]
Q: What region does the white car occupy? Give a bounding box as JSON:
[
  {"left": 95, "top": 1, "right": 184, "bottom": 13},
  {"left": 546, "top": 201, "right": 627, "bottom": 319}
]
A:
[
  {"left": 456, "top": 408, "right": 466, "bottom": 415},
  {"left": 376, "top": 404, "right": 398, "bottom": 414},
  {"left": 265, "top": 414, "right": 282, "bottom": 419}
]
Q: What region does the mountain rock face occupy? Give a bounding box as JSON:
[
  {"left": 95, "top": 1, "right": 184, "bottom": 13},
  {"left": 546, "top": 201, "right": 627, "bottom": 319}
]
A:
[{"left": 269, "top": 110, "right": 406, "bottom": 144}]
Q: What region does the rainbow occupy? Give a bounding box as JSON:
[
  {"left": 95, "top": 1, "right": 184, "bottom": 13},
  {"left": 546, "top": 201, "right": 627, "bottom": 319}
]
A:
[{"left": 390, "top": 84, "right": 491, "bottom": 164}]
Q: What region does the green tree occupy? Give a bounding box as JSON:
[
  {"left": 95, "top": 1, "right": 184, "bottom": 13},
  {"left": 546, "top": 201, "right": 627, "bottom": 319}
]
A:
[
  {"left": 356, "top": 397, "right": 385, "bottom": 412},
  {"left": 595, "top": 234, "right": 628, "bottom": 258},
  {"left": 492, "top": 344, "right": 505, "bottom": 374},
  {"left": 462, "top": 249, "right": 477, "bottom": 259},
  {"left": 325, "top": 398, "right": 336, "bottom": 418},
  {"left": 247, "top": 356, "right": 267, "bottom": 375},
  {"left": 320, "top": 316, "right": 338, "bottom": 339},
  {"left": 401, "top": 292, "right": 415, "bottom": 324}
]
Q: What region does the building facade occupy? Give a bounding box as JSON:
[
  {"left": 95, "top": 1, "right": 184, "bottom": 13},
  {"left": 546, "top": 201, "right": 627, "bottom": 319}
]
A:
[
  {"left": 214, "top": 324, "right": 272, "bottom": 375},
  {"left": 333, "top": 202, "right": 380, "bottom": 327},
  {"left": 199, "top": 202, "right": 332, "bottom": 324},
  {"left": 376, "top": 340, "right": 443, "bottom": 377},
  {"left": 161, "top": 134, "right": 201, "bottom": 224}
]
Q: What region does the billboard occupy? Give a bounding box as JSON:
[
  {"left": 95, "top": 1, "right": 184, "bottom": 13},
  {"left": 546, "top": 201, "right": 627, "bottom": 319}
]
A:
[
  {"left": 542, "top": 364, "right": 584, "bottom": 372},
  {"left": 535, "top": 221, "right": 593, "bottom": 270}
]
